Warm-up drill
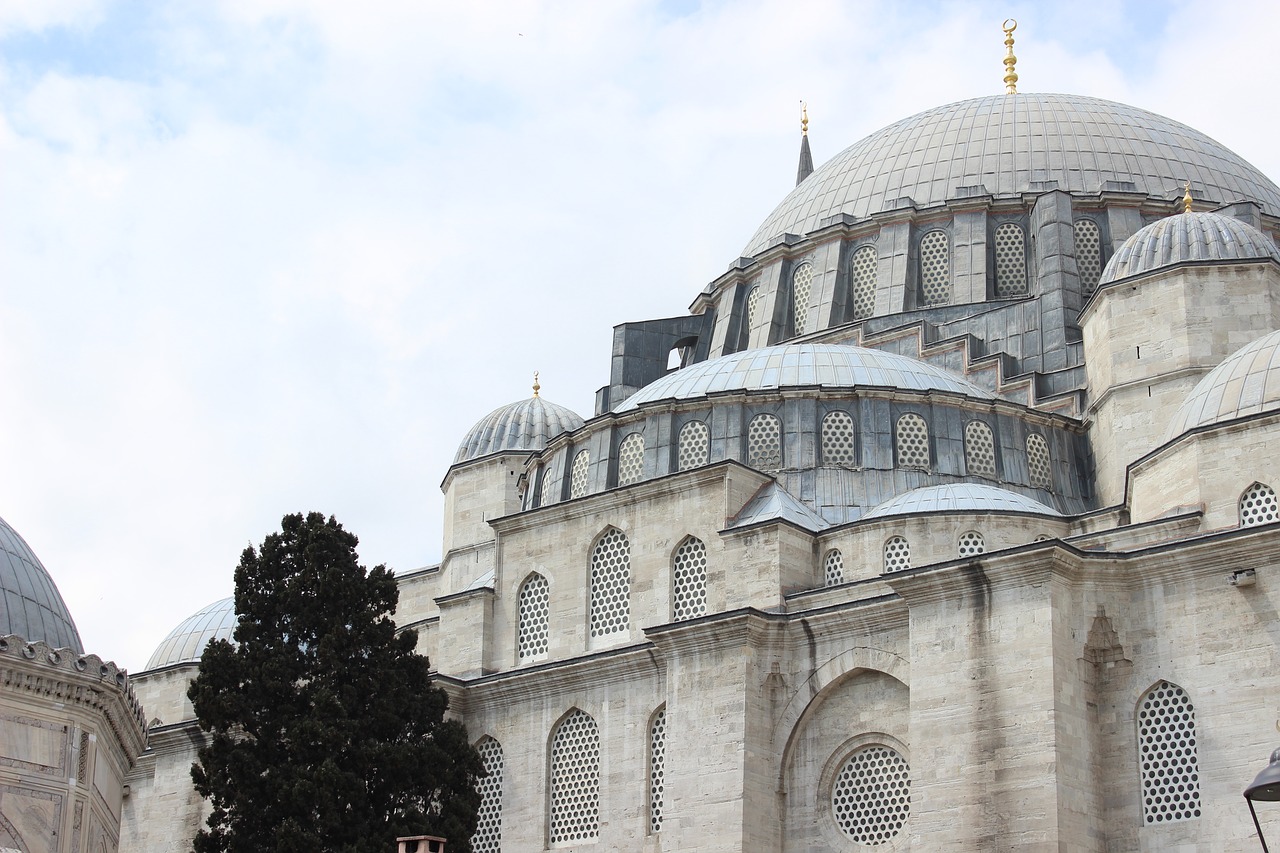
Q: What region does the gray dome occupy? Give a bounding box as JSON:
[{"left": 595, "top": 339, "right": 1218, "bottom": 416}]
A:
[
  {"left": 146, "top": 597, "right": 236, "bottom": 669},
  {"left": 455, "top": 395, "right": 585, "bottom": 464},
  {"left": 1100, "top": 211, "right": 1280, "bottom": 285},
  {"left": 1166, "top": 329, "right": 1280, "bottom": 441},
  {"left": 616, "top": 343, "right": 993, "bottom": 412},
  {"left": 0, "top": 515, "right": 82, "bottom": 652},
  {"left": 744, "top": 94, "right": 1280, "bottom": 257},
  {"left": 862, "top": 484, "right": 1061, "bottom": 520}
]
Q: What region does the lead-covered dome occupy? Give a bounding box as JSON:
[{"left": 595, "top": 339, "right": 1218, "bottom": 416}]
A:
[
  {"left": 744, "top": 94, "right": 1280, "bottom": 257},
  {"left": 862, "top": 484, "right": 1062, "bottom": 519},
  {"left": 1166, "top": 329, "right": 1280, "bottom": 441},
  {"left": 455, "top": 395, "right": 585, "bottom": 464},
  {"left": 0, "top": 514, "right": 82, "bottom": 652},
  {"left": 1100, "top": 211, "right": 1280, "bottom": 285},
  {"left": 616, "top": 343, "right": 993, "bottom": 412},
  {"left": 146, "top": 597, "right": 236, "bottom": 669}
]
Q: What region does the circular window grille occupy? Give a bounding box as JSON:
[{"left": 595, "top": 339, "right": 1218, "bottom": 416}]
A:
[
  {"left": 677, "top": 420, "right": 710, "bottom": 471},
  {"left": 672, "top": 537, "right": 708, "bottom": 621},
  {"left": 822, "top": 411, "right": 858, "bottom": 467},
  {"left": 589, "top": 529, "right": 631, "bottom": 638},
  {"left": 539, "top": 465, "right": 558, "bottom": 507},
  {"left": 649, "top": 709, "right": 667, "bottom": 834},
  {"left": 471, "top": 739, "right": 504, "bottom": 853},
  {"left": 883, "top": 537, "right": 911, "bottom": 573},
  {"left": 569, "top": 450, "right": 591, "bottom": 499},
  {"left": 745, "top": 285, "right": 763, "bottom": 332},
  {"left": 618, "top": 433, "right": 645, "bottom": 486},
  {"left": 919, "top": 230, "right": 951, "bottom": 306},
  {"left": 824, "top": 549, "right": 845, "bottom": 586},
  {"left": 792, "top": 262, "right": 814, "bottom": 332},
  {"left": 1074, "top": 219, "right": 1103, "bottom": 294},
  {"left": 516, "top": 574, "right": 549, "bottom": 661},
  {"left": 748, "top": 414, "right": 782, "bottom": 473},
  {"left": 994, "top": 222, "right": 1028, "bottom": 297},
  {"left": 549, "top": 710, "right": 601, "bottom": 843},
  {"left": 850, "top": 245, "right": 878, "bottom": 320},
  {"left": 1138, "top": 681, "right": 1201, "bottom": 825},
  {"left": 1027, "top": 434, "right": 1052, "bottom": 489},
  {"left": 957, "top": 530, "right": 986, "bottom": 557},
  {"left": 964, "top": 420, "right": 997, "bottom": 478},
  {"left": 832, "top": 745, "right": 911, "bottom": 845},
  {"left": 895, "top": 413, "right": 930, "bottom": 469},
  {"left": 1240, "top": 482, "right": 1279, "bottom": 526}
]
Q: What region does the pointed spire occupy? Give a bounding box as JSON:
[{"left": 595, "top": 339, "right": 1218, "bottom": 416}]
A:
[
  {"left": 1183, "top": 183, "right": 1194, "bottom": 214},
  {"left": 1002, "top": 19, "right": 1018, "bottom": 94},
  {"left": 796, "top": 101, "right": 814, "bottom": 186},
  {"left": 532, "top": 371, "right": 541, "bottom": 398}
]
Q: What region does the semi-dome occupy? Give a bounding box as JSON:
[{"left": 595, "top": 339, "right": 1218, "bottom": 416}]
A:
[
  {"left": 0, "top": 514, "right": 82, "bottom": 652},
  {"left": 744, "top": 93, "right": 1280, "bottom": 257},
  {"left": 615, "top": 343, "right": 993, "bottom": 412},
  {"left": 146, "top": 596, "right": 237, "bottom": 669},
  {"left": 455, "top": 394, "right": 585, "bottom": 464},
  {"left": 862, "top": 483, "right": 1062, "bottom": 520},
  {"left": 1099, "top": 211, "right": 1280, "bottom": 285},
  {"left": 1165, "top": 329, "right": 1280, "bottom": 441}
]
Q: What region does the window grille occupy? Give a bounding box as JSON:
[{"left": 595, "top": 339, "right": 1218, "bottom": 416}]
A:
[
  {"left": 539, "top": 465, "right": 558, "bottom": 506},
  {"left": 1075, "top": 219, "right": 1103, "bottom": 294},
  {"left": 1027, "top": 433, "right": 1052, "bottom": 489},
  {"left": 671, "top": 537, "right": 708, "bottom": 621},
  {"left": 850, "top": 245, "right": 878, "bottom": 320},
  {"left": 831, "top": 745, "right": 911, "bottom": 844},
  {"left": 589, "top": 529, "right": 631, "bottom": 638},
  {"left": 677, "top": 420, "right": 709, "bottom": 471},
  {"left": 570, "top": 450, "right": 591, "bottom": 499},
  {"left": 822, "top": 411, "right": 858, "bottom": 467},
  {"left": 957, "top": 530, "right": 985, "bottom": 557},
  {"left": 549, "top": 710, "right": 601, "bottom": 843},
  {"left": 964, "top": 420, "right": 997, "bottom": 478},
  {"left": 747, "top": 413, "right": 782, "bottom": 473},
  {"left": 618, "top": 433, "right": 644, "bottom": 486},
  {"left": 896, "top": 413, "right": 930, "bottom": 469},
  {"left": 516, "top": 573, "right": 550, "bottom": 661},
  {"left": 919, "top": 230, "right": 951, "bottom": 305},
  {"left": 745, "top": 285, "right": 763, "bottom": 332},
  {"left": 994, "top": 222, "right": 1028, "bottom": 297},
  {"left": 883, "top": 536, "right": 911, "bottom": 572},
  {"left": 649, "top": 709, "right": 667, "bottom": 834},
  {"left": 1240, "top": 482, "right": 1279, "bottom": 526},
  {"left": 471, "top": 738, "right": 504, "bottom": 853},
  {"left": 824, "top": 549, "right": 845, "bottom": 586},
  {"left": 1138, "top": 681, "right": 1201, "bottom": 825},
  {"left": 792, "top": 262, "right": 814, "bottom": 332}
]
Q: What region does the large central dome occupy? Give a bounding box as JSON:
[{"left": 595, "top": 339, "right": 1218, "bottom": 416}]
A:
[{"left": 744, "top": 93, "right": 1280, "bottom": 257}]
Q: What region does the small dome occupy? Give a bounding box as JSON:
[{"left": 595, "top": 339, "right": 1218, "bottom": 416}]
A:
[
  {"left": 1099, "top": 211, "right": 1280, "bottom": 285},
  {"left": 455, "top": 395, "right": 585, "bottom": 464},
  {"left": 0, "top": 514, "right": 82, "bottom": 652},
  {"left": 146, "top": 597, "right": 236, "bottom": 669},
  {"left": 616, "top": 343, "right": 992, "bottom": 412},
  {"left": 862, "top": 484, "right": 1061, "bottom": 520},
  {"left": 1166, "top": 329, "right": 1280, "bottom": 440}
]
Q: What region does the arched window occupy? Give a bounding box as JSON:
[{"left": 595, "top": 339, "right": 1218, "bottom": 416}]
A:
[
  {"left": 747, "top": 413, "right": 782, "bottom": 473},
  {"left": 589, "top": 529, "right": 631, "bottom": 638},
  {"left": 850, "top": 244, "right": 878, "bottom": 320},
  {"left": 649, "top": 708, "right": 667, "bottom": 834},
  {"left": 831, "top": 745, "right": 911, "bottom": 843},
  {"left": 569, "top": 449, "right": 591, "bottom": 499},
  {"left": 539, "top": 465, "right": 559, "bottom": 507},
  {"left": 1137, "top": 681, "right": 1201, "bottom": 825},
  {"left": 919, "top": 230, "right": 951, "bottom": 306},
  {"left": 1240, "top": 482, "right": 1279, "bottom": 526},
  {"left": 1027, "top": 433, "right": 1052, "bottom": 489},
  {"left": 895, "top": 413, "right": 930, "bottom": 469},
  {"left": 618, "top": 433, "right": 644, "bottom": 486},
  {"left": 677, "top": 420, "right": 709, "bottom": 471},
  {"left": 957, "top": 530, "right": 985, "bottom": 557},
  {"left": 822, "top": 411, "right": 858, "bottom": 467},
  {"left": 791, "top": 261, "right": 814, "bottom": 333},
  {"left": 964, "top": 420, "right": 997, "bottom": 479},
  {"left": 1074, "top": 218, "right": 1103, "bottom": 295},
  {"left": 549, "top": 710, "right": 600, "bottom": 843},
  {"left": 883, "top": 536, "right": 911, "bottom": 572},
  {"left": 823, "top": 549, "right": 845, "bottom": 586},
  {"left": 671, "top": 537, "right": 707, "bottom": 621},
  {"left": 471, "top": 738, "right": 504, "bottom": 853},
  {"left": 993, "top": 222, "right": 1028, "bottom": 297},
  {"left": 745, "top": 284, "right": 763, "bottom": 333},
  {"left": 516, "top": 573, "right": 550, "bottom": 662}
]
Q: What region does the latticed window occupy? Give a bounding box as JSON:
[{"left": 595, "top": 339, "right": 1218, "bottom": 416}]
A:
[
  {"left": 649, "top": 708, "right": 667, "bottom": 834},
  {"left": 1027, "top": 433, "right": 1052, "bottom": 489},
  {"left": 850, "top": 245, "right": 877, "bottom": 320},
  {"left": 589, "top": 528, "right": 631, "bottom": 638},
  {"left": 792, "top": 262, "right": 814, "bottom": 333},
  {"left": 745, "top": 284, "right": 763, "bottom": 333},
  {"left": 957, "top": 530, "right": 985, "bottom": 557},
  {"left": 549, "top": 710, "right": 601, "bottom": 843},
  {"left": 993, "top": 222, "right": 1028, "bottom": 297},
  {"left": 895, "top": 413, "right": 930, "bottom": 469},
  {"left": 539, "top": 465, "right": 558, "bottom": 507},
  {"left": 677, "top": 420, "right": 709, "bottom": 471},
  {"left": 964, "top": 420, "right": 997, "bottom": 478},
  {"left": 831, "top": 745, "right": 911, "bottom": 844},
  {"left": 822, "top": 411, "right": 858, "bottom": 466},
  {"left": 747, "top": 413, "right": 782, "bottom": 473},
  {"left": 1240, "top": 482, "right": 1279, "bottom": 526},
  {"left": 569, "top": 450, "right": 590, "bottom": 499},
  {"left": 618, "top": 433, "right": 644, "bottom": 486},
  {"left": 1075, "top": 218, "right": 1103, "bottom": 294},
  {"left": 671, "top": 537, "right": 708, "bottom": 621},
  {"left": 516, "top": 573, "right": 549, "bottom": 661},
  {"left": 471, "top": 738, "right": 504, "bottom": 853},
  {"left": 919, "top": 230, "right": 951, "bottom": 306},
  {"left": 883, "top": 536, "right": 910, "bottom": 572},
  {"left": 1138, "top": 681, "right": 1201, "bottom": 825},
  {"left": 824, "top": 549, "right": 844, "bottom": 586}
]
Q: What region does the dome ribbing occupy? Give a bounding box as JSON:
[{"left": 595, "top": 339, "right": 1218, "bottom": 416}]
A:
[{"left": 0, "top": 515, "right": 83, "bottom": 652}]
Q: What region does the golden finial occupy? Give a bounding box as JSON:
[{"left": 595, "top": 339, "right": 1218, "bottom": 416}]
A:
[
  {"left": 1183, "top": 183, "right": 1193, "bottom": 214},
  {"left": 801, "top": 100, "right": 809, "bottom": 136},
  {"left": 532, "top": 371, "right": 540, "bottom": 397},
  {"left": 1002, "top": 19, "right": 1018, "bottom": 95}
]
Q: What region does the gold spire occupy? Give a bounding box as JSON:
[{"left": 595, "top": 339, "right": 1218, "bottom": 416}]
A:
[
  {"left": 1002, "top": 19, "right": 1018, "bottom": 94},
  {"left": 532, "top": 371, "right": 540, "bottom": 397},
  {"left": 1183, "top": 183, "right": 1194, "bottom": 214},
  {"left": 801, "top": 101, "right": 809, "bottom": 136}
]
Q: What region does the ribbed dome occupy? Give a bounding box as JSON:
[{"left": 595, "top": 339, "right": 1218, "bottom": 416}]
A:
[
  {"left": 146, "top": 597, "right": 236, "bottom": 669},
  {"left": 1100, "top": 211, "right": 1280, "bottom": 284},
  {"left": 0, "top": 515, "right": 82, "bottom": 652},
  {"left": 616, "top": 343, "right": 992, "bottom": 412},
  {"left": 455, "top": 396, "right": 585, "bottom": 464},
  {"left": 1166, "top": 329, "right": 1280, "bottom": 440},
  {"left": 744, "top": 94, "right": 1280, "bottom": 257},
  {"left": 862, "top": 484, "right": 1061, "bottom": 520}
]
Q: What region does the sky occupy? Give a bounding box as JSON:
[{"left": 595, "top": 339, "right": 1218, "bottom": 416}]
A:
[{"left": 3, "top": 0, "right": 1279, "bottom": 672}]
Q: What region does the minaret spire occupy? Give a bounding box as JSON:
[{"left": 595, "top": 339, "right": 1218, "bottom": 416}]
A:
[{"left": 796, "top": 101, "right": 814, "bottom": 186}]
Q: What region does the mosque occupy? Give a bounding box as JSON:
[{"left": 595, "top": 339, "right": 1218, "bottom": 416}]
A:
[{"left": 8, "top": 22, "right": 1280, "bottom": 853}]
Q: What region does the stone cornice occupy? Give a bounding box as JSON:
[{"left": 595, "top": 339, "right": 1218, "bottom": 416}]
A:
[{"left": 644, "top": 607, "right": 786, "bottom": 656}]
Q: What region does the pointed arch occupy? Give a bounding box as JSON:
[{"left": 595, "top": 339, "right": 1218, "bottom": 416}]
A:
[
  {"left": 589, "top": 527, "right": 631, "bottom": 638},
  {"left": 671, "top": 536, "right": 708, "bottom": 621},
  {"left": 471, "top": 736, "right": 504, "bottom": 852},
  {"left": 1136, "top": 681, "right": 1201, "bottom": 825},
  {"left": 1240, "top": 481, "right": 1279, "bottom": 526},
  {"left": 516, "top": 572, "right": 550, "bottom": 662},
  {"left": 549, "top": 708, "right": 600, "bottom": 844},
  {"left": 648, "top": 704, "right": 668, "bottom": 834}
]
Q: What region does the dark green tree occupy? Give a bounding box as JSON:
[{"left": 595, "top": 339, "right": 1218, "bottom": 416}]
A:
[{"left": 189, "top": 512, "right": 483, "bottom": 853}]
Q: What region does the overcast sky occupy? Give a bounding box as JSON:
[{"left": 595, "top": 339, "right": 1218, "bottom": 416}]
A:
[{"left": 3, "top": 0, "right": 1278, "bottom": 672}]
